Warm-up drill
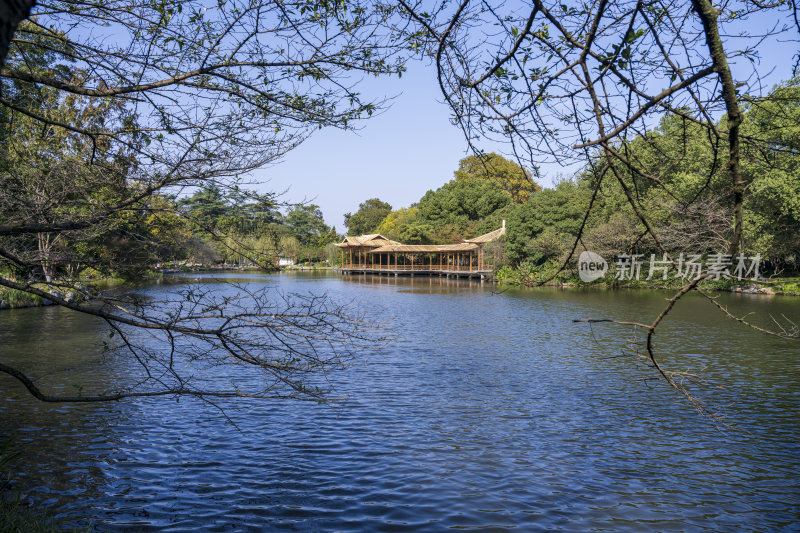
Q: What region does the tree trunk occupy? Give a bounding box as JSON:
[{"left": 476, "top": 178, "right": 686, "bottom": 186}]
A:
[{"left": 691, "top": 0, "right": 744, "bottom": 256}]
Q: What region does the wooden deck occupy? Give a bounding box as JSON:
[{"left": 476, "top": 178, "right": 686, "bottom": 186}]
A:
[{"left": 340, "top": 264, "right": 494, "bottom": 279}]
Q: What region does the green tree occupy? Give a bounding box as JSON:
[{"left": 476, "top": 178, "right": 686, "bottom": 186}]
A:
[
  {"left": 417, "top": 179, "right": 511, "bottom": 225},
  {"left": 740, "top": 78, "right": 800, "bottom": 266},
  {"left": 0, "top": 24, "right": 138, "bottom": 281},
  {"left": 505, "top": 182, "right": 593, "bottom": 264},
  {"left": 375, "top": 207, "right": 419, "bottom": 241},
  {"left": 344, "top": 198, "right": 392, "bottom": 235},
  {"left": 178, "top": 186, "right": 231, "bottom": 233},
  {"left": 397, "top": 221, "right": 436, "bottom": 244},
  {"left": 279, "top": 235, "right": 301, "bottom": 262},
  {"left": 285, "top": 204, "right": 336, "bottom": 246},
  {"left": 227, "top": 189, "right": 282, "bottom": 235},
  {"left": 454, "top": 153, "right": 541, "bottom": 203}
]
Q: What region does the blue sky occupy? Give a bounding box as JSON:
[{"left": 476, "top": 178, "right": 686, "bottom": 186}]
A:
[{"left": 249, "top": 61, "right": 490, "bottom": 230}]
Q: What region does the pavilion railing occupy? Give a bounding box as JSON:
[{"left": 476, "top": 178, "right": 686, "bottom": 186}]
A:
[{"left": 341, "top": 263, "right": 489, "bottom": 272}]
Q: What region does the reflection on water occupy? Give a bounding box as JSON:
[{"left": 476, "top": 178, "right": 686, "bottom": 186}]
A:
[{"left": 0, "top": 272, "right": 798, "bottom": 531}]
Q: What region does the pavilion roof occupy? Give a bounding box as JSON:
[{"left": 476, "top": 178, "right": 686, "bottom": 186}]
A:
[
  {"left": 464, "top": 225, "right": 506, "bottom": 243},
  {"left": 367, "top": 243, "right": 479, "bottom": 253},
  {"left": 335, "top": 234, "right": 400, "bottom": 248}
]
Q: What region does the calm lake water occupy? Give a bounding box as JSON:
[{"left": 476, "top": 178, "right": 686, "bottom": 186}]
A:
[{"left": 0, "top": 272, "right": 798, "bottom": 531}]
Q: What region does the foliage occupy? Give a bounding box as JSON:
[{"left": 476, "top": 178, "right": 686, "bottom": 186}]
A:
[
  {"left": 279, "top": 235, "right": 302, "bottom": 262},
  {"left": 326, "top": 242, "right": 343, "bottom": 267},
  {"left": 375, "top": 207, "right": 419, "bottom": 240},
  {"left": 505, "top": 182, "right": 591, "bottom": 264},
  {"left": 740, "top": 78, "right": 800, "bottom": 265},
  {"left": 178, "top": 186, "right": 231, "bottom": 233},
  {"left": 417, "top": 178, "right": 510, "bottom": 226},
  {"left": 285, "top": 204, "right": 339, "bottom": 247},
  {"left": 397, "top": 220, "right": 437, "bottom": 244},
  {"left": 344, "top": 198, "right": 392, "bottom": 235},
  {"left": 454, "top": 152, "right": 541, "bottom": 202}
]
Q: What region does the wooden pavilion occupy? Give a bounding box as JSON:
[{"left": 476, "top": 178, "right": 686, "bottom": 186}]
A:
[
  {"left": 336, "top": 222, "right": 506, "bottom": 279},
  {"left": 336, "top": 234, "right": 400, "bottom": 269}
]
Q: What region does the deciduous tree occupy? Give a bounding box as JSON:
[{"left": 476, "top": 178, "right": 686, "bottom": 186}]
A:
[
  {"left": 417, "top": 178, "right": 510, "bottom": 225},
  {"left": 454, "top": 152, "right": 541, "bottom": 202},
  {"left": 0, "top": 1, "right": 402, "bottom": 404},
  {"left": 344, "top": 198, "right": 392, "bottom": 235},
  {"left": 397, "top": 0, "right": 800, "bottom": 422}
]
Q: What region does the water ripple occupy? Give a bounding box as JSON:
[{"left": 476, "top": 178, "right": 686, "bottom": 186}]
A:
[{"left": 0, "top": 274, "right": 798, "bottom": 531}]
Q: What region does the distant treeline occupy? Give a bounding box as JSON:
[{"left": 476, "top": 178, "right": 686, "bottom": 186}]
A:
[{"left": 142, "top": 187, "right": 342, "bottom": 269}]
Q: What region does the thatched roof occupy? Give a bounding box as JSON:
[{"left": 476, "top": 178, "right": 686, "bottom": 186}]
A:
[
  {"left": 367, "top": 243, "right": 479, "bottom": 253},
  {"left": 336, "top": 224, "right": 505, "bottom": 251},
  {"left": 464, "top": 225, "right": 506, "bottom": 244},
  {"left": 335, "top": 234, "right": 400, "bottom": 248}
]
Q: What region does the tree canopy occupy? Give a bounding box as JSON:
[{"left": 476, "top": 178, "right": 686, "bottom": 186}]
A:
[
  {"left": 417, "top": 178, "right": 511, "bottom": 225},
  {"left": 505, "top": 182, "right": 592, "bottom": 264},
  {"left": 285, "top": 204, "right": 339, "bottom": 247},
  {"left": 454, "top": 153, "right": 541, "bottom": 203},
  {"left": 344, "top": 198, "right": 392, "bottom": 235}
]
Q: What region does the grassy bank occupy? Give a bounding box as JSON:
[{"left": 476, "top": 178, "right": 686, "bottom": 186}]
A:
[
  {"left": 496, "top": 261, "right": 800, "bottom": 295},
  {"left": 0, "top": 286, "right": 46, "bottom": 309}
]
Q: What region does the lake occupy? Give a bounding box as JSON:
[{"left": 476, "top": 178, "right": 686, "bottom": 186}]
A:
[{"left": 0, "top": 272, "right": 798, "bottom": 531}]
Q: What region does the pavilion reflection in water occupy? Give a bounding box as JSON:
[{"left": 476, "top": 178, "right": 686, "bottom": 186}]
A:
[{"left": 336, "top": 222, "right": 506, "bottom": 279}]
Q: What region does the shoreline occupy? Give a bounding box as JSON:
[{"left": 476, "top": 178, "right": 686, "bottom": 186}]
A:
[
  {"left": 495, "top": 275, "right": 799, "bottom": 296},
  {"left": 1, "top": 267, "right": 795, "bottom": 311}
]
